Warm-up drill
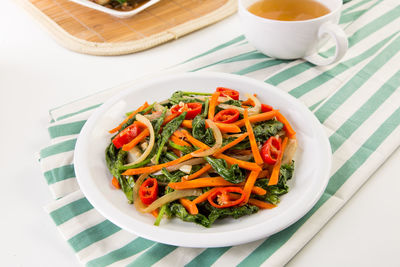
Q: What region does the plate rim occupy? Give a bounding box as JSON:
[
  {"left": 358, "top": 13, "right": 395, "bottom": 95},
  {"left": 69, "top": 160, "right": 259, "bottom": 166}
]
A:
[{"left": 74, "top": 72, "right": 332, "bottom": 247}]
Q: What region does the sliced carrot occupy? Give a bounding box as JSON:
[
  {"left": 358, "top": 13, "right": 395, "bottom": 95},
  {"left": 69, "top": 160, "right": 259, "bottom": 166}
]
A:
[
  {"left": 248, "top": 199, "right": 276, "bottom": 209},
  {"left": 192, "top": 188, "right": 220, "bottom": 204},
  {"left": 121, "top": 148, "right": 203, "bottom": 175},
  {"left": 215, "top": 123, "right": 241, "bottom": 133},
  {"left": 185, "top": 164, "right": 212, "bottom": 181},
  {"left": 234, "top": 110, "right": 277, "bottom": 128},
  {"left": 242, "top": 170, "right": 261, "bottom": 204},
  {"left": 215, "top": 154, "right": 262, "bottom": 172},
  {"left": 180, "top": 198, "right": 199, "bottom": 215},
  {"left": 111, "top": 177, "right": 120, "bottom": 189},
  {"left": 244, "top": 109, "right": 263, "bottom": 165},
  {"left": 268, "top": 137, "right": 288, "bottom": 186},
  {"left": 257, "top": 170, "right": 269, "bottom": 179},
  {"left": 162, "top": 112, "right": 180, "bottom": 125},
  {"left": 121, "top": 128, "right": 150, "bottom": 151},
  {"left": 173, "top": 130, "right": 186, "bottom": 138},
  {"left": 208, "top": 91, "right": 220, "bottom": 120},
  {"left": 151, "top": 209, "right": 159, "bottom": 218},
  {"left": 241, "top": 95, "right": 256, "bottom": 106},
  {"left": 168, "top": 177, "right": 244, "bottom": 190},
  {"left": 170, "top": 135, "right": 191, "bottom": 147},
  {"left": 181, "top": 120, "right": 241, "bottom": 133},
  {"left": 213, "top": 133, "right": 249, "bottom": 156},
  {"left": 109, "top": 102, "right": 149, "bottom": 134},
  {"left": 180, "top": 130, "right": 210, "bottom": 150},
  {"left": 251, "top": 186, "right": 266, "bottom": 196},
  {"left": 181, "top": 120, "right": 193, "bottom": 129},
  {"left": 275, "top": 111, "right": 296, "bottom": 138},
  {"left": 172, "top": 148, "right": 181, "bottom": 158}
]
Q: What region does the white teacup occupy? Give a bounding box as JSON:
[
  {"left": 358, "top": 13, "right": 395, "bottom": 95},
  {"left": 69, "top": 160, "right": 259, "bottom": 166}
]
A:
[{"left": 238, "top": 0, "right": 348, "bottom": 66}]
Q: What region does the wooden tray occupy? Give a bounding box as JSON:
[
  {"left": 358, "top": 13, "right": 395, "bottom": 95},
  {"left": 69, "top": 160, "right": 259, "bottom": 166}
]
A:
[{"left": 18, "top": 0, "right": 237, "bottom": 55}]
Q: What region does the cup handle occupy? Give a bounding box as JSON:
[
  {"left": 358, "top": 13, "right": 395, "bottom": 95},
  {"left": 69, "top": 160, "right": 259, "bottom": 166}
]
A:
[{"left": 304, "top": 22, "right": 348, "bottom": 66}]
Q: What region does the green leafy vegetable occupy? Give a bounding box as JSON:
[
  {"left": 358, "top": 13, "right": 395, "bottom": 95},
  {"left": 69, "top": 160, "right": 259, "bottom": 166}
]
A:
[
  {"left": 192, "top": 115, "right": 215, "bottom": 146},
  {"left": 154, "top": 111, "right": 187, "bottom": 164},
  {"left": 222, "top": 99, "right": 242, "bottom": 107},
  {"left": 205, "top": 156, "right": 245, "bottom": 184},
  {"left": 152, "top": 107, "right": 167, "bottom": 135},
  {"left": 168, "top": 140, "right": 195, "bottom": 155},
  {"left": 169, "top": 203, "right": 211, "bottom": 227},
  {"left": 169, "top": 91, "right": 205, "bottom": 105},
  {"left": 206, "top": 203, "right": 259, "bottom": 225},
  {"left": 253, "top": 120, "right": 284, "bottom": 143}
]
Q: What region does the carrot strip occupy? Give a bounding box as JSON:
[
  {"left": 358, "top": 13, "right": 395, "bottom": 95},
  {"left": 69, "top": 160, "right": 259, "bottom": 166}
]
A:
[
  {"left": 275, "top": 111, "right": 296, "bottom": 138},
  {"left": 192, "top": 188, "right": 219, "bottom": 204},
  {"left": 241, "top": 95, "right": 255, "bottom": 106},
  {"left": 181, "top": 120, "right": 193, "bottom": 129},
  {"left": 208, "top": 91, "right": 220, "bottom": 120},
  {"left": 268, "top": 137, "right": 288, "bottom": 185},
  {"left": 173, "top": 130, "right": 186, "bottom": 138},
  {"left": 111, "top": 177, "right": 120, "bottom": 189},
  {"left": 121, "top": 128, "right": 150, "bottom": 151},
  {"left": 244, "top": 109, "right": 263, "bottom": 165},
  {"left": 257, "top": 170, "right": 269, "bottom": 179},
  {"left": 121, "top": 148, "right": 203, "bottom": 175},
  {"left": 180, "top": 130, "right": 210, "bottom": 150},
  {"left": 151, "top": 209, "right": 159, "bottom": 218},
  {"left": 215, "top": 154, "right": 262, "bottom": 172},
  {"left": 182, "top": 120, "right": 240, "bottom": 133},
  {"left": 248, "top": 198, "right": 276, "bottom": 209},
  {"left": 251, "top": 186, "right": 266, "bottom": 196},
  {"left": 185, "top": 164, "right": 212, "bottom": 181},
  {"left": 109, "top": 102, "right": 149, "bottom": 134},
  {"left": 163, "top": 113, "right": 180, "bottom": 125},
  {"left": 172, "top": 148, "right": 181, "bottom": 158},
  {"left": 180, "top": 198, "right": 199, "bottom": 215},
  {"left": 170, "top": 135, "right": 191, "bottom": 147},
  {"left": 234, "top": 110, "right": 278, "bottom": 128},
  {"left": 168, "top": 177, "right": 244, "bottom": 190},
  {"left": 242, "top": 170, "right": 261, "bottom": 204},
  {"left": 213, "top": 133, "right": 249, "bottom": 156},
  {"left": 228, "top": 194, "right": 276, "bottom": 209}
]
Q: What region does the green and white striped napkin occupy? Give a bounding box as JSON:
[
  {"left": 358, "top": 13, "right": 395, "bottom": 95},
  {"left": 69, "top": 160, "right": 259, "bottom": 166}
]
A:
[{"left": 39, "top": 0, "right": 400, "bottom": 265}]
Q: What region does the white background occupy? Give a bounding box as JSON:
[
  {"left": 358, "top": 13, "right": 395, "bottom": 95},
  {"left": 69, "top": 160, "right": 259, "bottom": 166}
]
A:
[{"left": 1, "top": 0, "right": 399, "bottom": 266}]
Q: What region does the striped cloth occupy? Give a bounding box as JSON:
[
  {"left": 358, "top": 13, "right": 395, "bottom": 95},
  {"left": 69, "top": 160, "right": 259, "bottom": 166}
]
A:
[{"left": 39, "top": 0, "right": 400, "bottom": 266}]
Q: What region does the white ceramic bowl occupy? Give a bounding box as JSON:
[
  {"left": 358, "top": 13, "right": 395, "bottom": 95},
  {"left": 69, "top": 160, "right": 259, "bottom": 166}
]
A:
[
  {"left": 68, "top": 0, "right": 160, "bottom": 19},
  {"left": 74, "top": 72, "right": 332, "bottom": 248}
]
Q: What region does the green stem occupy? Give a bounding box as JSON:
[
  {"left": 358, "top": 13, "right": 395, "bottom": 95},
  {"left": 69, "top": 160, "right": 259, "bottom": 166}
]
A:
[
  {"left": 182, "top": 91, "right": 212, "bottom": 96},
  {"left": 118, "top": 158, "right": 151, "bottom": 171},
  {"left": 154, "top": 205, "right": 167, "bottom": 226}
]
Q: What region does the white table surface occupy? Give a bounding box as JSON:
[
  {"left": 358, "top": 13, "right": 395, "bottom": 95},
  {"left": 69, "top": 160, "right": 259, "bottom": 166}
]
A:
[{"left": 1, "top": 0, "right": 399, "bottom": 266}]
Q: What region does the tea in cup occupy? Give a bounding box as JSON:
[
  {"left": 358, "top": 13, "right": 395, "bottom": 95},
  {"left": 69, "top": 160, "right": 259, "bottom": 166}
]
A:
[{"left": 238, "top": 0, "right": 348, "bottom": 66}]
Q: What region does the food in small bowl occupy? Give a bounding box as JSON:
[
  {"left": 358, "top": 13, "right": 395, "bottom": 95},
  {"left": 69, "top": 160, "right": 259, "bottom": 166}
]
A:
[
  {"left": 91, "top": 0, "right": 149, "bottom": 11},
  {"left": 106, "top": 87, "right": 297, "bottom": 227}
]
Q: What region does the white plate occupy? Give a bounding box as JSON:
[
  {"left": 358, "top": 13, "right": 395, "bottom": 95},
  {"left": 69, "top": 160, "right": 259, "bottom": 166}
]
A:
[
  {"left": 74, "top": 72, "right": 332, "bottom": 248},
  {"left": 68, "top": 0, "right": 160, "bottom": 19}
]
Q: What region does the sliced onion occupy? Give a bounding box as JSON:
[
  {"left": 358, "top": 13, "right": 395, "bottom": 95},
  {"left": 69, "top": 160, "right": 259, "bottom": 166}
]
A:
[
  {"left": 179, "top": 165, "right": 192, "bottom": 174},
  {"left": 245, "top": 93, "right": 261, "bottom": 115},
  {"left": 127, "top": 146, "right": 142, "bottom": 163},
  {"left": 125, "top": 114, "right": 155, "bottom": 166},
  {"left": 144, "top": 111, "right": 162, "bottom": 121},
  {"left": 166, "top": 158, "right": 205, "bottom": 172},
  {"left": 191, "top": 120, "right": 222, "bottom": 157},
  {"left": 229, "top": 154, "right": 253, "bottom": 161},
  {"left": 218, "top": 94, "right": 261, "bottom": 116},
  {"left": 282, "top": 138, "right": 297, "bottom": 165},
  {"left": 135, "top": 186, "right": 202, "bottom": 213},
  {"left": 154, "top": 103, "right": 164, "bottom": 112}
]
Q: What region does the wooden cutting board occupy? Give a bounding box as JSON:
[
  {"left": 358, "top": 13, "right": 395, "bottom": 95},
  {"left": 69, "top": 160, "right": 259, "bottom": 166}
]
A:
[{"left": 18, "top": 0, "right": 237, "bottom": 55}]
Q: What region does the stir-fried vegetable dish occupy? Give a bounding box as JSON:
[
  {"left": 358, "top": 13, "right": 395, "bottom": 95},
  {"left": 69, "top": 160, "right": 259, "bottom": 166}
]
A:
[
  {"left": 106, "top": 87, "right": 297, "bottom": 227},
  {"left": 91, "top": 0, "right": 148, "bottom": 11}
]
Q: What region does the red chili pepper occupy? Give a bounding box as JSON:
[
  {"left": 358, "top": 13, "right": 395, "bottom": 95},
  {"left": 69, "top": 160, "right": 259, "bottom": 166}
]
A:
[
  {"left": 261, "top": 104, "right": 273, "bottom": 113},
  {"left": 171, "top": 102, "right": 202, "bottom": 120},
  {"left": 139, "top": 178, "right": 158, "bottom": 205},
  {"left": 112, "top": 122, "right": 141, "bottom": 149},
  {"left": 216, "top": 87, "right": 240, "bottom": 100},
  {"left": 207, "top": 187, "right": 245, "bottom": 208},
  {"left": 213, "top": 109, "right": 240, "bottom": 123},
  {"left": 260, "top": 136, "right": 282, "bottom": 165}
]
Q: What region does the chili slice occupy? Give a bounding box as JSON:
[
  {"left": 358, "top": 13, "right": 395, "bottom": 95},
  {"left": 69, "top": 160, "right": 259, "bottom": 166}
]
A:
[
  {"left": 260, "top": 136, "right": 282, "bottom": 165},
  {"left": 139, "top": 178, "right": 158, "bottom": 205},
  {"left": 207, "top": 187, "right": 245, "bottom": 208},
  {"left": 213, "top": 109, "right": 240, "bottom": 123},
  {"left": 171, "top": 102, "right": 202, "bottom": 120},
  {"left": 216, "top": 87, "right": 240, "bottom": 100},
  {"left": 112, "top": 122, "right": 141, "bottom": 149},
  {"left": 261, "top": 104, "right": 273, "bottom": 113}
]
